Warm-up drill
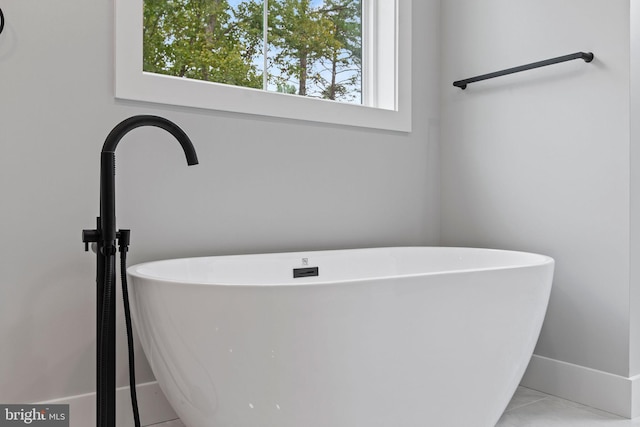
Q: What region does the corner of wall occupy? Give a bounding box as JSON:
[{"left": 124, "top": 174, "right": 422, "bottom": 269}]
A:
[{"left": 521, "top": 355, "right": 637, "bottom": 418}]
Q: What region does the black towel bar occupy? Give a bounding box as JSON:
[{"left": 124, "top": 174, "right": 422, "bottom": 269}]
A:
[{"left": 453, "top": 51, "right": 594, "bottom": 90}]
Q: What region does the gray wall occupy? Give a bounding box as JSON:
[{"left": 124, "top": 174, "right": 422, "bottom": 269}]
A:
[
  {"left": 441, "top": 0, "right": 632, "bottom": 376},
  {"left": 631, "top": 0, "right": 640, "bottom": 376},
  {"left": 0, "top": 0, "right": 441, "bottom": 402}
]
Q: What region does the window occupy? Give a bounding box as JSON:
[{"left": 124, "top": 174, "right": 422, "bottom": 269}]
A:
[{"left": 115, "top": 0, "right": 411, "bottom": 131}]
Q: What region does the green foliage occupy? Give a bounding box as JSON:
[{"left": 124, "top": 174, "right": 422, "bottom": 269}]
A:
[
  {"left": 276, "top": 82, "right": 297, "bottom": 94},
  {"left": 267, "top": 0, "right": 332, "bottom": 96},
  {"left": 143, "top": 0, "right": 262, "bottom": 88},
  {"left": 314, "top": 0, "right": 362, "bottom": 101},
  {"left": 143, "top": 0, "right": 362, "bottom": 102}
]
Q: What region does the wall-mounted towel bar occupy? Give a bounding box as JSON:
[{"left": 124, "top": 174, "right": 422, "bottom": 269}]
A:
[{"left": 453, "top": 51, "right": 594, "bottom": 90}]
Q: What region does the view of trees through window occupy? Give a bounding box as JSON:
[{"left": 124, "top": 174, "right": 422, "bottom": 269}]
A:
[{"left": 143, "top": 0, "right": 363, "bottom": 104}]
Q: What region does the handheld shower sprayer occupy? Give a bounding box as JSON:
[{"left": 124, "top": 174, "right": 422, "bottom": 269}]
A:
[{"left": 82, "top": 115, "right": 198, "bottom": 427}]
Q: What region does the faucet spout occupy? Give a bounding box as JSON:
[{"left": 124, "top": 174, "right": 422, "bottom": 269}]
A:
[
  {"left": 101, "top": 114, "right": 199, "bottom": 164},
  {"left": 99, "top": 115, "right": 199, "bottom": 250}
]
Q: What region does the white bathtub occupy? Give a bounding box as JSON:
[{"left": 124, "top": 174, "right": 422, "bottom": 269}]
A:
[{"left": 127, "top": 247, "right": 554, "bottom": 427}]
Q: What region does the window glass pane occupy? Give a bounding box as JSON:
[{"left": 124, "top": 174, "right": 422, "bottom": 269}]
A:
[
  {"left": 143, "top": 0, "right": 362, "bottom": 104},
  {"left": 143, "top": 0, "right": 264, "bottom": 88},
  {"left": 267, "top": 0, "right": 362, "bottom": 103}
]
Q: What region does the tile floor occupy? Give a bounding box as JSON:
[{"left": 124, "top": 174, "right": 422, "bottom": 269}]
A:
[
  {"left": 497, "top": 387, "right": 640, "bottom": 426},
  {"left": 149, "top": 386, "right": 640, "bottom": 426}
]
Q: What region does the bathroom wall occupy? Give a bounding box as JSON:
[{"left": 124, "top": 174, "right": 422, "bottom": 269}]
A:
[
  {"left": 440, "top": 0, "right": 635, "bottom": 415},
  {"left": 630, "top": 0, "right": 640, "bottom": 378},
  {"left": 0, "top": 0, "right": 441, "bottom": 409}
]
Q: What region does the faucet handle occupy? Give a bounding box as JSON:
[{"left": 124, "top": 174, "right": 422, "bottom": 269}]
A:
[
  {"left": 82, "top": 229, "right": 100, "bottom": 252},
  {"left": 117, "top": 229, "right": 131, "bottom": 253}
]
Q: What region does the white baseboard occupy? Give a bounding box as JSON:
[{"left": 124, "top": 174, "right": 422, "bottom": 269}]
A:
[
  {"left": 38, "top": 381, "right": 178, "bottom": 427},
  {"left": 521, "top": 354, "right": 640, "bottom": 418}
]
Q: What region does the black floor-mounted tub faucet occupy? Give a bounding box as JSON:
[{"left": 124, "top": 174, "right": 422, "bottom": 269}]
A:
[{"left": 83, "top": 115, "right": 198, "bottom": 427}]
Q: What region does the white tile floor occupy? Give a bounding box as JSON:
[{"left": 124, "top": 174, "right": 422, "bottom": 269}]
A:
[
  {"left": 148, "top": 387, "right": 640, "bottom": 427},
  {"left": 497, "top": 387, "right": 640, "bottom": 426}
]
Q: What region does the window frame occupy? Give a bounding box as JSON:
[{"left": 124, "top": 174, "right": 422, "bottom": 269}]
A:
[{"left": 114, "top": 0, "right": 411, "bottom": 132}]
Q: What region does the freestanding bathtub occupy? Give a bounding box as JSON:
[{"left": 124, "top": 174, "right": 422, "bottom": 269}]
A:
[{"left": 127, "top": 247, "right": 554, "bottom": 427}]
